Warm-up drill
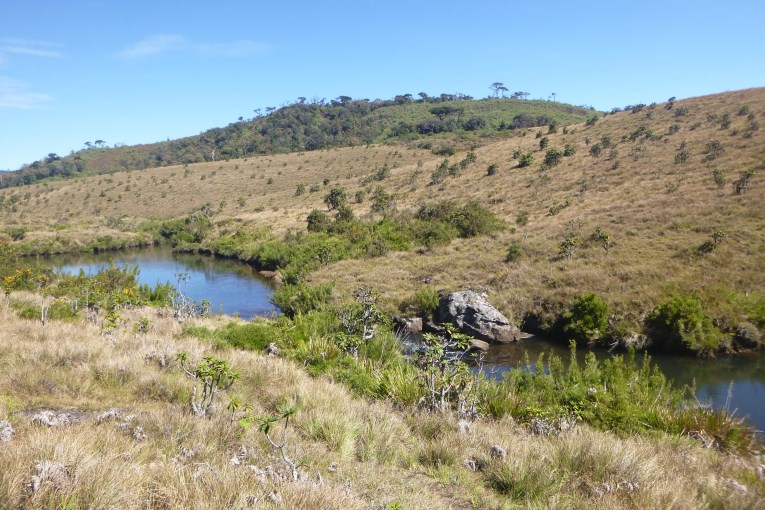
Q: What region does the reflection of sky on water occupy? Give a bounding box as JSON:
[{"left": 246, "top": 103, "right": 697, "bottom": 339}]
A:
[{"left": 46, "top": 247, "right": 278, "bottom": 319}]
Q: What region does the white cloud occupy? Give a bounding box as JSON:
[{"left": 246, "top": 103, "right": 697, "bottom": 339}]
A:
[
  {"left": 0, "top": 77, "right": 52, "bottom": 109},
  {"left": 0, "top": 38, "right": 63, "bottom": 58},
  {"left": 118, "top": 34, "right": 188, "bottom": 58},
  {"left": 119, "top": 34, "right": 268, "bottom": 58}
]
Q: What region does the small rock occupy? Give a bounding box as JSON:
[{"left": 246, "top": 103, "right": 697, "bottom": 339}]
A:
[
  {"left": 268, "top": 490, "right": 282, "bottom": 504},
  {"left": 265, "top": 343, "right": 280, "bottom": 357},
  {"left": 0, "top": 420, "right": 14, "bottom": 442},
  {"left": 245, "top": 495, "right": 259, "bottom": 507},
  {"left": 192, "top": 463, "right": 213, "bottom": 480},
  {"left": 490, "top": 444, "right": 507, "bottom": 460},
  {"left": 97, "top": 408, "right": 120, "bottom": 423},
  {"left": 727, "top": 478, "right": 749, "bottom": 494},
  {"left": 394, "top": 316, "right": 423, "bottom": 335},
  {"left": 463, "top": 457, "right": 486, "bottom": 472},
  {"left": 30, "top": 461, "right": 70, "bottom": 493},
  {"left": 132, "top": 426, "right": 147, "bottom": 442},
  {"left": 31, "top": 411, "right": 71, "bottom": 427},
  {"left": 230, "top": 445, "right": 248, "bottom": 466},
  {"left": 756, "top": 464, "right": 765, "bottom": 480},
  {"left": 328, "top": 462, "right": 338, "bottom": 473},
  {"left": 457, "top": 420, "right": 471, "bottom": 434}
]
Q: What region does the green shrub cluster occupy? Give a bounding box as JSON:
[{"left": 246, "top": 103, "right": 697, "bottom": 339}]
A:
[{"left": 646, "top": 295, "right": 725, "bottom": 355}]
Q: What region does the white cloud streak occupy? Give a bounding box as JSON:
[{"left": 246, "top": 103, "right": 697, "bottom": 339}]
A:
[
  {"left": 0, "top": 77, "right": 52, "bottom": 109},
  {"left": 0, "top": 38, "right": 63, "bottom": 58},
  {"left": 119, "top": 34, "right": 268, "bottom": 58}
]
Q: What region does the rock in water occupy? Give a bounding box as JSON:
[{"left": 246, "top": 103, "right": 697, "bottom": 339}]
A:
[{"left": 436, "top": 291, "right": 520, "bottom": 343}]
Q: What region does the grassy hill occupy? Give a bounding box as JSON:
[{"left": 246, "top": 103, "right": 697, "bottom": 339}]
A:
[
  {"left": 1, "top": 300, "right": 762, "bottom": 509},
  {"left": 1, "top": 95, "right": 593, "bottom": 187},
  {"left": 1, "top": 87, "right": 762, "bottom": 354},
  {"left": 1, "top": 88, "right": 764, "bottom": 508}
]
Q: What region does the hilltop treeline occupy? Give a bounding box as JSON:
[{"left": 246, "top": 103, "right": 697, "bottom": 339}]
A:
[{"left": 2, "top": 93, "right": 593, "bottom": 188}]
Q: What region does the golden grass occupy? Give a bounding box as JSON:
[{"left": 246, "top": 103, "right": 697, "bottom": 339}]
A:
[
  {"left": 1, "top": 298, "right": 764, "bottom": 508},
  {"left": 1, "top": 89, "right": 763, "bottom": 329}
]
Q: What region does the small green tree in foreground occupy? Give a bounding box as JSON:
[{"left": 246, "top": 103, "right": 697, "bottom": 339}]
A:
[
  {"left": 415, "top": 324, "right": 481, "bottom": 418},
  {"left": 176, "top": 353, "right": 239, "bottom": 417}
]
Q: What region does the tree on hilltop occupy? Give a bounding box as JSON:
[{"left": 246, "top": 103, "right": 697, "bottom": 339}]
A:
[{"left": 490, "top": 82, "right": 505, "bottom": 98}]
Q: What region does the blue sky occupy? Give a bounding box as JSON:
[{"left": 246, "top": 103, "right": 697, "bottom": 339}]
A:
[{"left": 1, "top": 0, "right": 763, "bottom": 170}]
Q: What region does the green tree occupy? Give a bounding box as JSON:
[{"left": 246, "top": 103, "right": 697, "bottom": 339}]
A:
[{"left": 323, "top": 187, "right": 348, "bottom": 210}]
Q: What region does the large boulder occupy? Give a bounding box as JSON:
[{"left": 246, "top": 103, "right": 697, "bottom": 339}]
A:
[{"left": 436, "top": 291, "right": 520, "bottom": 343}]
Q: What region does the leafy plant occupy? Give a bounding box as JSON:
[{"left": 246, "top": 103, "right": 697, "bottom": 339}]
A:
[
  {"left": 543, "top": 149, "right": 562, "bottom": 167},
  {"left": 414, "top": 324, "right": 480, "bottom": 417},
  {"left": 176, "top": 353, "right": 239, "bottom": 417},
  {"left": 505, "top": 242, "right": 523, "bottom": 262},
  {"left": 646, "top": 296, "right": 724, "bottom": 354},
  {"left": 563, "top": 292, "right": 609, "bottom": 345}
]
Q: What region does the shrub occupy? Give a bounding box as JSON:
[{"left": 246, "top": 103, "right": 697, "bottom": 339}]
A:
[
  {"left": 323, "top": 187, "right": 348, "bottom": 210},
  {"left": 445, "top": 200, "right": 504, "bottom": 238},
  {"left": 505, "top": 242, "right": 523, "bottom": 262},
  {"left": 562, "top": 292, "right": 609, "bottom": 345},
  {"left": 270, "top": 282, "right": 334, "bottom": 317},
  {"left": 306, "top": 209, "right": 331, "bottom": 232},
  {"left": 518, "top": 153, "right": 534, "bottom": 167},
  {"left": 585, "top": 115, "right": 598, "bottom": 126},
  {"left": 486, "top": 163, "right": 498, "bottom": 176},
  {"left": 563, "top": 143, "right": 576, "bottom": 156},
  {"left": 539, "top": 137, "right": 549, "bottom": 150},
  {"left": 414, "top": 287, "right": 440, "bottom": 319},
  {"left": 543, "top": 149, "right": 562, "bottom": 167},
  {"left": 733, "top": 168, "right": 755, "bottom": 194},
  {"left": 294, "top": 183, "right": 306, "bottom": 196},
  {"left": 515, "top": 211, "right": 529, "bottom": 226},
  {"left": 646, "top": 295, "right": 724, "bottom": 354},
  {"left": 432, "top": 145, "right": 456, "bottom": 157},
  {"left": 373, "top": 164, "right": 390, "bottom": 181},
  {"left": 712, "top": 169, "right": 726, "bottom": 188}
]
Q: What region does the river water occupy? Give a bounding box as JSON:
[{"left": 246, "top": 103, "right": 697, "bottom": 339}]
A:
[
  {"left": 41, "top": 248, "right": 764, "bottom": 432},
  {"left": 43, "top": 246, "right": 278, "bottom": 319}
]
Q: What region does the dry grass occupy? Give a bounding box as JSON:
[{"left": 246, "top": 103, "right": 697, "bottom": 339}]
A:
[
  {"left": 1, "top": 298, "right": 764, "bottom": 509},
  {"left": 3, "top": 89, "right": 763, "bottom": 328}
]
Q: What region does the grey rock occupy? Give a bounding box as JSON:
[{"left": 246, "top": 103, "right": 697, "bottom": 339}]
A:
[
  {"left": 30, "top": 461, "right": 70, "bottom": 493},
  {"left": 436, "top": 291, "right": 520, "bottom": 343},
  {"left": 0, "top": 420, "right": 14, "bottom": 442},
  {"left": 394, "top": 316, "right": 423, "bottom": 334},
  {"left": 490, "top": 444, "right": 507, "bottom": 460},
  {"left": 31, "top": 411, "right": 72, "bottom": 427}
]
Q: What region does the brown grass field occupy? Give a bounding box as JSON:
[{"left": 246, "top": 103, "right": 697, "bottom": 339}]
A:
[
  {"left": 3, "top": 88, "right": 762, "bottom": 331},
  {"left": 1, "top": 297, "right": 763, "bottom": 509}
]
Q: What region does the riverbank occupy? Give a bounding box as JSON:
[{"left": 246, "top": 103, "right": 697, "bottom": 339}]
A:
[{"left": 1, "top": 298, "right": 764, "bottom": 508}]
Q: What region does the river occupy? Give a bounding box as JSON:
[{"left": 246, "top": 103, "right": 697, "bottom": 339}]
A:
[{"left": 41, "top": 248, "right": 764, "bottom": 432}]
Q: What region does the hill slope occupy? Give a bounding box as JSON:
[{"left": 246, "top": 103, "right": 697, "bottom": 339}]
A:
[
  {"left": 1, "top": 88, "right": 763, "bottom": 350},
  {"left": 1, "top": 95, "right": 592, "bottom": 186}
]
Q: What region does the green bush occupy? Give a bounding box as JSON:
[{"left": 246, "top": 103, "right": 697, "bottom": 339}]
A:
[
  {"left": 271, "top": 282, "right": 334, "bottom": 317},
  {"left": 217, "top": 322, "right": 276, "bottom": 351},
  {"left": 646, "top": 295, "right": 724, "bottom": 354},
  {"left": 518, "top": 153, "right": 534, "bottom": 167},
  {"left": 562, "top": 293, "right": 609, "bottom": 345},
  {"left": 505, "top": 242, "right": 523, "bottom": 262},
  {"left": 414, "top": 287, "right": 440, "bottom": 318},
  {"left": 543, "top": 149, "right": 562, "bottom": 167}
]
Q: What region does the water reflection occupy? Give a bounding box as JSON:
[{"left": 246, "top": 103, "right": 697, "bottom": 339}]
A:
[{"left": 43, "top": 246, "right": 278, "bottom": 319}]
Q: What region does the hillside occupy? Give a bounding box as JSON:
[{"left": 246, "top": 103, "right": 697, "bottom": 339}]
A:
[
  {"left": 1, "top": 94, "right": 593, "bottom": 187},
  {"left": 1, "top": 88, "right": 762, "bottom": 353},
  {"left": 2, "top": 300, "right": 763, "bottom": 509}
]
